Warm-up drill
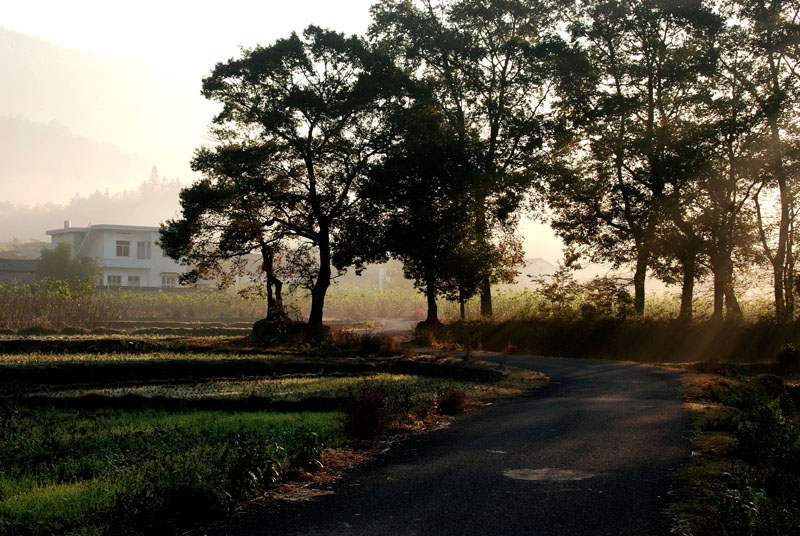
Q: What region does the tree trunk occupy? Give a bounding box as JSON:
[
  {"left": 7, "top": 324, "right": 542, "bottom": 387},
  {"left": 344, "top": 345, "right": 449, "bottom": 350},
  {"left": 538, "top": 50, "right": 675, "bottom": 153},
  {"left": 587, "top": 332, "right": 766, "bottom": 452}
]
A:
[
  {"left": 679, "top": 249, "right": 696, "bottom": 323},
  {"left": 721, "top": 256, "right": 742, "bottom": 322},
  {"left": 308, "top": 231, "right": 331, "bottom": 339},
  {"left": 785, "top": 264, "right": 795, "bottom": 320},
  {"left": 768, "top": 114, "right": 790, "bottom": 323},
  {"left": 274, "top": 279, "right": 285, "bottom": 318},
  {"left": 425, "top": 272, "right": 439, "bottom": 325},
  {"left": 261, "top": 244, "right": 276, "bottom": 320},
  {"left": 261, "top": 244, "right": 286, "bottom": 321},
  {"left": 633, "top": 249, "right": 648, "bottom": 315},
  {"left": 459, "top": 288, "right": 466, "bottom": 321},
  {"left": 712, "top": 271, "right": 724, "bottom": 322},
  {"left": 480, "top": 280, "right": 493, "bottom": 317},
  {"left": 724, "top": 286, "right": 742, "bottom": 321}
]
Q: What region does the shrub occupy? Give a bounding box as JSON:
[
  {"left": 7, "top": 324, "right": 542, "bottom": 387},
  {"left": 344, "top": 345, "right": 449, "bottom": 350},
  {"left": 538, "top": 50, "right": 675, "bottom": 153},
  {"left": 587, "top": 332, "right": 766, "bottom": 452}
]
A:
[
  {"left": 735, "top": 399, "right": 800, "bottom": 470},
  {"left": 751, "top": 374, "right": 788, "bottom": 399},
  {"left": 412, "top": 327, "right": 434, "bottom": 347},
  {"left": 341, "top": 382, "right": 389, "bottom": 439},
  {"left": 324, "top": 331, "right": 404, "bottom": 357},
  {"left": 718, "top": 484, "right": 775, "bottom": 536},
  {"left": 437, "top": 386, "right": 467, "bottom": 415},
  {"left": 357, "top": 333, "right": 400, "bottom": 356},
  {"left": 377, "top": 335, "right": 403, "bottom": 356},
  {"left": 17, "top": 325, "right": 57, "bottom": 336},
  {"left": 777, "top": 343, "right": 800, "bottom": 372}
]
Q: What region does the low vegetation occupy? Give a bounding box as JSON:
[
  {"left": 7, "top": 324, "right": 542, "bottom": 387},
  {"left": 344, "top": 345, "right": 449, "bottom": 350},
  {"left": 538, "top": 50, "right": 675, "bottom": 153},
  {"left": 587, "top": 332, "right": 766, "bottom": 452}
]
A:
[
  {"left": 436, "top": 317, "right": 800, "bottom": 364},
  {"left": 672, "top": 368, "right": 800, "bottom": 535},
  {"left": 0, "top": 278, "right": 782, "bottom": 331},
  {"left": 0, "top": 333, "right": 544, "bottom": 535},
  {"left": 1, "top": 406, "right": 339, "bottom": 536}
]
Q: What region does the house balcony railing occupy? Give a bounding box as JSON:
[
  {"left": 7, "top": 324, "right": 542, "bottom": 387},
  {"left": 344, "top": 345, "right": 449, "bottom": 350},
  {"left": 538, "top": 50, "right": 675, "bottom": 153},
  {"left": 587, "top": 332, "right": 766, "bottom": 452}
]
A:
[{"left": 100, "top": 258, "right": 152, "bottom": 269}]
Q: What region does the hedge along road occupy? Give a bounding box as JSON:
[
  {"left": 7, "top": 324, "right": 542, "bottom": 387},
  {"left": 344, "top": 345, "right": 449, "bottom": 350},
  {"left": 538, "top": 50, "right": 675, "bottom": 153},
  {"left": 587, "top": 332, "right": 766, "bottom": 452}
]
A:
[{"left": 202, "top": 354, "right": 689, "bottom": 536}]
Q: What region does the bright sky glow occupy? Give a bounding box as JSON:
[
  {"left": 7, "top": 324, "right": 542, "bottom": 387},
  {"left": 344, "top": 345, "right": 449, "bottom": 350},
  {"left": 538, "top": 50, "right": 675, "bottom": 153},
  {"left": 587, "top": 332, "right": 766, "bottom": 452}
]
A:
[
  {"left": 0, "top": 0, "right": 566, "bottom": 261},
  {"left": 1, "top": 0, "right": 376, "bottom": 75}
]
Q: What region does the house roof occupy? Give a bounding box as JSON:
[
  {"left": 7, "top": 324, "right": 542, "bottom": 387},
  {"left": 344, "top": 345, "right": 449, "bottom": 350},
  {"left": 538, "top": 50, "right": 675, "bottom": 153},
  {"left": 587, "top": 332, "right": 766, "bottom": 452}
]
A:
[{"left": 46, "top": 224, "right": 160, "bottom": 236}]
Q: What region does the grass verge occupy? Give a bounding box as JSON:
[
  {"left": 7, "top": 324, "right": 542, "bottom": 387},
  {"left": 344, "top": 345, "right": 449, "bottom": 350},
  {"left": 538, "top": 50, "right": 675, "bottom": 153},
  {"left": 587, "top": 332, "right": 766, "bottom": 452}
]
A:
[
  {"left": 437, "top": 318, "right": 800, "bottom": 364},
  {"left": 671, "top": 369, "right": 800, "bottom": 535}
]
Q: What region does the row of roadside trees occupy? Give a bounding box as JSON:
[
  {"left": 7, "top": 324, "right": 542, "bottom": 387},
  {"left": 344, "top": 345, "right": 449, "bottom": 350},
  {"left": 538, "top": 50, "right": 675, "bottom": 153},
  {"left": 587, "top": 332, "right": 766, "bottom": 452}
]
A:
[{"left": 160, "top": 0, "right": 800, "bottom": 336}]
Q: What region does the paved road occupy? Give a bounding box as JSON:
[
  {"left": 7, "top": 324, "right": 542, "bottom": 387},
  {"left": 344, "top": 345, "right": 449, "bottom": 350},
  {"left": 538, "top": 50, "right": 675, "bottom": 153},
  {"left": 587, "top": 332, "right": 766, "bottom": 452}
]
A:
[{"left": 203, "top": 354, "right": 689, "bottom": 536}]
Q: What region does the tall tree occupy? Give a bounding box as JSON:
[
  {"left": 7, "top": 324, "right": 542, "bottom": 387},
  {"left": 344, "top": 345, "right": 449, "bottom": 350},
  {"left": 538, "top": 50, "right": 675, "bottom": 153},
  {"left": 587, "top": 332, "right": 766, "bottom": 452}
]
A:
[
  {"left": 691, "top": 40, "right": 763, "bottom": 322},
  {"left": 722, "top": 0, "right": 800, "bottom": 322},
  {"left": 370, "top": 0, "right": 561, "bottom": 316},
  {"left": 196, "top": 26, "right": 398, "bottom": 336},
  {"left": 548, "top": 0, "right": 720, "bottom": 314},
  {"left": 340, "top": 98, "right": 486, "bottom": 325},
  {"left": 159, "top": 144, "right": 290, "bottom": 321}
]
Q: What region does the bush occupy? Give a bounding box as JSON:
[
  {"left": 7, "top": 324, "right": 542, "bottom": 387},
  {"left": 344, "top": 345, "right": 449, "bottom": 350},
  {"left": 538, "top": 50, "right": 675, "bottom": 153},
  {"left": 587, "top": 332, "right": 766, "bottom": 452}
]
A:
[
  {"left": 324, "top": 331, "right": 404, "bottom": 357},
  {"left": 717, "top": 483, "right": 788, "bottom": 536},
  {"left": 342, "top": 382, "right": 389, "bottom": 439},
  {"left": 751, "top": 374, "right": 788, "bottom": 399},
  {"left": 437, "top": 386, "right": 467, "bottom": 415},
  {"left": 252, "top": 319, "right": 329, "bottom": 347},
  {"left": 412, "top": 326, "right": 434, "bottom": 346},
  {"left": 17, "top": 325, "right": 57, "bottom": 336},
  {"left": 735, "top": 399, "right": 800, "bottom": 471},
  {"left": 777, "top": 343, "right": 800, "bottom": 372}
]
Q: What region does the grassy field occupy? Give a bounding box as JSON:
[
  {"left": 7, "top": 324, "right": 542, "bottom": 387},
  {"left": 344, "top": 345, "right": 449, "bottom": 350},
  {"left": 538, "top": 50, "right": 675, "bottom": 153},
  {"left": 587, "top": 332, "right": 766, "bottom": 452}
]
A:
[
  {"left": 1, "top": 407, "right": 340, "bottom": 536},
  {"left": 0, "top": 335, "right": 538, "bottom": 535},
  {"left": 35, "top": 373, "right": 472, "bottom": 402},
  {"left": 2, "top": 277, "right": 779, "bottom": 330}
]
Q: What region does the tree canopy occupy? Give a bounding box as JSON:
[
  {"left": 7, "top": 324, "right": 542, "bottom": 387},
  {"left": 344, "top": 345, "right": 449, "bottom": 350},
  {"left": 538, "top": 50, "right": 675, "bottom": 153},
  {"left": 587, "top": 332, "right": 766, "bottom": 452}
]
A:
[
  {"left": 37, "top": 241, "right": 101, "bottom": 288},
  {"left": 165, "top": 0, "right": 800, "bottom": 332}
]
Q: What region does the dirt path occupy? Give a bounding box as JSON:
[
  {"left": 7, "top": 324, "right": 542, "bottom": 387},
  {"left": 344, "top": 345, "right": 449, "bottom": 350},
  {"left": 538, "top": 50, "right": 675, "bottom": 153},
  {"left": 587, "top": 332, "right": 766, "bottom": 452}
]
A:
[{"left": 201, "top": 353, "right": 689, "bottom": 536}]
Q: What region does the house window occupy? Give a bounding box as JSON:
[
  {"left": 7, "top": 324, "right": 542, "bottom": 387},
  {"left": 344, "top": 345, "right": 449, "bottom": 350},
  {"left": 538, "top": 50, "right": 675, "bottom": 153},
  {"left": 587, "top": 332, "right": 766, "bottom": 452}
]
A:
[
  {"left": 127, "top": 275, "right": 140, "bottom": 287},
  {"left": 137, "top": 241, "right": 151, "bottom": 260},
  {"left": 107, "top": 275, "right": 122, "bottom": 286},
  {"left": 161, "top": 275, "right": 177, "bottom": 288},
  {"left": 116, "top": 240, "right": 130, "bottom": 257}
]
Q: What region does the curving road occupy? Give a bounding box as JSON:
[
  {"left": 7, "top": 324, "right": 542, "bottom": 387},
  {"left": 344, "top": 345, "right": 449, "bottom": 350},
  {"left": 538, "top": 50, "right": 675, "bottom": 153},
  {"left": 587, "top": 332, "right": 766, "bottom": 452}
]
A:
[{"left": 202, "top": 354, "right": 689, "bottom": 536}]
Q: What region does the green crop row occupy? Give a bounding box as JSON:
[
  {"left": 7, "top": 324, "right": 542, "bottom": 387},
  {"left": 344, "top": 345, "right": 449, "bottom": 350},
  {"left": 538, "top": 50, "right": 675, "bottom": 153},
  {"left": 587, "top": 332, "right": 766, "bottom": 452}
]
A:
[{"left": 0, "top": 407, "right": 342, "bottom": 535}]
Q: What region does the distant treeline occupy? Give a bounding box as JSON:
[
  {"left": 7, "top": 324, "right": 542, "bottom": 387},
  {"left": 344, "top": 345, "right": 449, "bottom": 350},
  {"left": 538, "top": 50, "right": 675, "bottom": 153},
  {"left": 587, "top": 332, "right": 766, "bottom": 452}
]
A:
[{"left": 0, "top": 168, "right": 183, "bottom": 243}]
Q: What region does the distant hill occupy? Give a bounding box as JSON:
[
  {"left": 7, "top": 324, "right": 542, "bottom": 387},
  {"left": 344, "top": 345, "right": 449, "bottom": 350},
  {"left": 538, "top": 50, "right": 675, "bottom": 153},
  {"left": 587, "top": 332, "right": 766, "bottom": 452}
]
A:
[
  {"left": 0, "top": 27, "right": 209, "bottom": 204},
  {"left": 0, "top": 116, "right": 149, "bottom": 203},
  {"left": 0, "top": 174, "right": 184, "bottom": 242}
]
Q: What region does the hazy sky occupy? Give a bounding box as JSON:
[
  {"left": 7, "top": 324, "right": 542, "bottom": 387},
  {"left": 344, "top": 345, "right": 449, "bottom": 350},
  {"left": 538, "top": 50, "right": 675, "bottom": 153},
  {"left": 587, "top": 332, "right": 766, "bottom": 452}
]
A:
[
  {"left": 1, "top": 0, "right": 376, "bottom": 75},
  {"left": 1, "top": 0, "right": 566, "bottom": 261}
]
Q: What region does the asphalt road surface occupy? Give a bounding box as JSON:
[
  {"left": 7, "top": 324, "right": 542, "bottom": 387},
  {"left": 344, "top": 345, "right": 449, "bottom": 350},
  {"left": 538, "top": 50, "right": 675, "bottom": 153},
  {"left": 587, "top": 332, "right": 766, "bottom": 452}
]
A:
[{"left": 202, "top": 354, "right": 689, "bottom": 536}]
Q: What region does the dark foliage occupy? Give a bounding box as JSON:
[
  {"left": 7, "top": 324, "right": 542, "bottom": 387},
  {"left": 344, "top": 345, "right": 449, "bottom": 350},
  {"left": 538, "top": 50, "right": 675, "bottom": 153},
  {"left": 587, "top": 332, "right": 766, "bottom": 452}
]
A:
[
  {"left": 436, "top": 386, "right": 467, "bottom": 415},
  {"left": 342, "top": 382, "right": 390, "bottom": 439}
]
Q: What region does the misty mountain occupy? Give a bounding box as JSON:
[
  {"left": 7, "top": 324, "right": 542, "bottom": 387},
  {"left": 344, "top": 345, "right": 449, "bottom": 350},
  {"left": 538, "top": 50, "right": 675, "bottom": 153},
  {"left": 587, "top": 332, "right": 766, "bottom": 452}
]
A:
[
  {"left": 0, "top": 27, "right": 212, "bottom": 203},
  {"left": 0, "top": 173, "right": 185, "bottom": 242},
  {"left": 0, "top": 116, "right": 150, "bottom": 203}
]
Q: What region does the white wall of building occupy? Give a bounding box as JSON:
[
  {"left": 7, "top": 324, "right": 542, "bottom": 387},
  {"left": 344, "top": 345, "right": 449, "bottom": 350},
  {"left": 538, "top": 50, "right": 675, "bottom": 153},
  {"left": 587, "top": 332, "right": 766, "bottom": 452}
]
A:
[{"left": 47, "top": 224, "right": 185, "bottom": 288}]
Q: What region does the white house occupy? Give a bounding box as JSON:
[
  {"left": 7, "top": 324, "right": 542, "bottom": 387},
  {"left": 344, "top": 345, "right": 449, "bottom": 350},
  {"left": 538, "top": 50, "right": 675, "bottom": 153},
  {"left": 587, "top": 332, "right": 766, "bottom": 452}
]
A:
[{"left": 46, "top": 221, "right": 185, "bottom": 288}]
